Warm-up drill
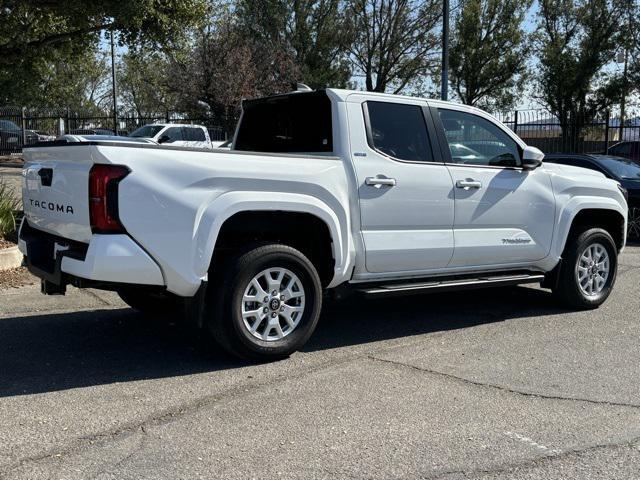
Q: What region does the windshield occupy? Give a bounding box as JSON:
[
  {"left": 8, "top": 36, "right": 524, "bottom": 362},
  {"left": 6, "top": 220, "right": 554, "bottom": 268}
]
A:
[
  {"left": 596, "top": 156, "right": 640, "bottom": 180},
  {"left": 129, "top": 125, "right": 164, "bottom": 138},
  {"left": 0, "top": 120, "right": 21, "bottom": 131}
]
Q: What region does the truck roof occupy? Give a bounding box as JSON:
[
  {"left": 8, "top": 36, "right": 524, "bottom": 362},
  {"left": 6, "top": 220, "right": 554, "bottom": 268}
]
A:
[{"left": 324, "top": 88, "right": 488, "bottom": 115}]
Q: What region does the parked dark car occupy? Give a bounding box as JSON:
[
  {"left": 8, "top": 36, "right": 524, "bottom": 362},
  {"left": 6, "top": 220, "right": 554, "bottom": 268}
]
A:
[
  {"left": 608, "top": 141, "right": 640, "bottom": 163},
  {"left": 68, "top": 128, "right": 115, "bottom": 136},
  {"left": 0, "top": 119, "right": 39, "bottom": 152},
  {"left": 544, "top": 153, "right": 640, "bottom": 240}
]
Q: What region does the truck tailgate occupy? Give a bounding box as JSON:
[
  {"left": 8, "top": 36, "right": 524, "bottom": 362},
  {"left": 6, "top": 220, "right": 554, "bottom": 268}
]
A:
[{"left": 22, "top": 146, "right": 94, "bottom": 243}]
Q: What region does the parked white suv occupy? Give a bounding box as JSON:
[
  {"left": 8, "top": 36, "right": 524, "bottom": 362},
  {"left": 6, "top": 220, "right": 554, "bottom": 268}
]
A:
[
  {"left": 129, "top": 123, "right": 213, "bottom": 149},
  {"left": 20, "top": 89, "right": 627, "bottom": 360}
]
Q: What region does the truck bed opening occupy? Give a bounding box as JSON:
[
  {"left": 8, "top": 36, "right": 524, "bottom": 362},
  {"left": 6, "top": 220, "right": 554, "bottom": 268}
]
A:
[{"left": 235, "top": 90, "right": 333, "bottom": 153}]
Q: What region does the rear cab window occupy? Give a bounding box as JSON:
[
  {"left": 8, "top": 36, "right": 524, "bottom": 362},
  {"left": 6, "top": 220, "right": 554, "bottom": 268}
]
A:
[{"left": 235, "top": 91, "right": 332, "bottom": 153}]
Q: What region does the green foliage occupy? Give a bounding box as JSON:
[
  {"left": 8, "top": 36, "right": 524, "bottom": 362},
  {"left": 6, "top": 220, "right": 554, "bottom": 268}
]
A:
[
  {"left": 449, "top": 0, "right": 531, "bottom": 111},
  {"left": 0, "top": 0, "right": 207, "bottom": 107},
  {"left": 536, "top": 0, "right": 624, "bottom": 145},
  {"left": 119, "top": 50, "right": 178, "bottom": 117},
  {"left": 0, "top": 179, "right": 19, "bottom": 240},
  {"left": 236, "top": 0, "right": 353, "bottom": 89},
  {"left": 0, "top": 0, "right": 208, "bottom": 62}
]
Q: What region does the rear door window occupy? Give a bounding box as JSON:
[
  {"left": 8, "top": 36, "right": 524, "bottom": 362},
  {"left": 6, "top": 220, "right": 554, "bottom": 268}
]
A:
[
  {"left": 364, "top": 101, "right": 434, "bottom": 162},
  {"left": 184, "top": 127, "right": 206, "bottom": 142}
]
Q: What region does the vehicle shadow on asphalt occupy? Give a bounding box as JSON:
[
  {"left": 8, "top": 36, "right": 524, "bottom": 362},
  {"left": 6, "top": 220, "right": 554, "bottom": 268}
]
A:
[
  {"left": 0, "top": 286, "right": 568, "bottom": 397},
  {"left": 305, "top": 285, "right": 568, "bottom": 351}
]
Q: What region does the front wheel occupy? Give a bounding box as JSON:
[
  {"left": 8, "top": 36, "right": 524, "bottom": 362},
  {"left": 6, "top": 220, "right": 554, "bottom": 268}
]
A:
[
  {"left": 206, "top": 244, "right": 323, "bottom": 361},
  {"left": 553, "top": 227, "right": 618, "bottom": 309}
]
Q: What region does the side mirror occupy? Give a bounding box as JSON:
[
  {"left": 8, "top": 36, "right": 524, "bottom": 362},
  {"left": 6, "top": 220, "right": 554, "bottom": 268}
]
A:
[
  {"left": 522, "top": 145, "right": 544, "bottom": 170},
  {"left": 157, "top": 134, "right": 171, "bottom": 144}
]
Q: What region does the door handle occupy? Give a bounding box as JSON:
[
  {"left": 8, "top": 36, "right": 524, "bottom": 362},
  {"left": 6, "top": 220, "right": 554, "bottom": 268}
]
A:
[
  {"left": 456, "top": 179, "right": 482, "bottom": 190},
  {"left": 365, "top": 176, "right": 397, "bottom": 187}
]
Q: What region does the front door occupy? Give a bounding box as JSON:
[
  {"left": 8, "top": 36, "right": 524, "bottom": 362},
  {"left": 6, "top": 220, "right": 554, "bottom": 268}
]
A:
[
  {"left": 347, "top": 95, "right": 455, "bottom": 274},
  {"left": 433, "top": 107, "right": 556, "bottom": 268}
]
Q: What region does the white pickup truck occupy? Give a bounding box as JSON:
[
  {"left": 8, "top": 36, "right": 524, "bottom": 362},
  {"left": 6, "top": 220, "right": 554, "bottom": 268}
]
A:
[{"left": 19, "top": 89, "right": 627, "bottom": 360}]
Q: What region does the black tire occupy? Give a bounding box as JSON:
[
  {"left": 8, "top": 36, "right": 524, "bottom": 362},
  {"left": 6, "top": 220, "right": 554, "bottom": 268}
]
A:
[
  {"left": 553, "top": 227, "right": 618, "bottom": 309},
  {"left": 117, "top": 289, "right": 184, "bottom": 318},
  {"left": 206, "top": 244, "right": 323, "bottom": 361}
]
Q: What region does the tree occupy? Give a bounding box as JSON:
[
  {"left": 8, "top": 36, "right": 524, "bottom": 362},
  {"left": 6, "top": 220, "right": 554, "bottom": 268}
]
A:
[
  {"left": 168, "top": 9, "right": 299, "bottom": 133},
  {"left": 449, "top": 0, "right": 531, "bottom": 111},
  {"left": 118, "top": 51, "right": 179, "bottom": 118},
  {"left": 0, "top": 1, "right": 207, "bottom": 64},
  {"left": 536, "top": 0, "right": 624, "bottom": 150},
  {"left": 0, "top": 0, "right": 207, "bottom": 107},
  {"left": 236, "top": 0, "right": 353, "bottom": 89},
  {"left": 0, "top": 42, "right": 110, "bottom": 110},
  {"left": 348, "top": 0, "right": 442, "bottom": 93}
]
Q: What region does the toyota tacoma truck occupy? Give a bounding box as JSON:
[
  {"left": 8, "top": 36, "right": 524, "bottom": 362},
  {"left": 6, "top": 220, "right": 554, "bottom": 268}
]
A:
[{"left": 19, "top": 89, "right": 628, "bottom": 360}]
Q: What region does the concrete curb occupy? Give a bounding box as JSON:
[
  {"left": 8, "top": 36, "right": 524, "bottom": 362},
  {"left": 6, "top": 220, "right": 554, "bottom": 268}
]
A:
[{"left": 0, "top": 246, "right": 23, "bottom": 270}]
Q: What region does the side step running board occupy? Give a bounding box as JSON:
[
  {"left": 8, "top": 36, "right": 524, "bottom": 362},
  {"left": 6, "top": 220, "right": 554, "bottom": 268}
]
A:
[{"left": 358, "top": 273, "right": 545, "bottom": 297}]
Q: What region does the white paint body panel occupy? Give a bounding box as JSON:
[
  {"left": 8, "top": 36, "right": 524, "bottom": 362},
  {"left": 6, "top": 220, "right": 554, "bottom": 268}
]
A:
[
  {"left": 61, "top": 234, "right": 164, "bottom": 285},
  {"left": 345, "top": 95, "right": 455, "bottom": 272},
  {"left": 21, "top": 89, "right": 627, "bottom": 297},
  {"left": 446, "top": 164, "right": 556, "bottom": 267}
]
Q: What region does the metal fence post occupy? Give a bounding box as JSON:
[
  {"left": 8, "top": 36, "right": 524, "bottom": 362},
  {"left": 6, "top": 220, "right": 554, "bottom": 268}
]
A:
[
  {"left": 604, "top": 110, "right": 610, "bottom": 154},
  {"left": 21, "top": 107, "right": 27, "bottom": 146},
  {"left": 513, "top": 110, "right": 519, "bottom": 135},
  {"left": 65, "top": 107, "right": 70, "bottom": 135}
]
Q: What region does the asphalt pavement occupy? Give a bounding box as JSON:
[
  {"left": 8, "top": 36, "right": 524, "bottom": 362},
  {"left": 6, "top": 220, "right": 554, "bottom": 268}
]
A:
[{"left": 0, "top": 248, "right": 639, "bottom": 479}]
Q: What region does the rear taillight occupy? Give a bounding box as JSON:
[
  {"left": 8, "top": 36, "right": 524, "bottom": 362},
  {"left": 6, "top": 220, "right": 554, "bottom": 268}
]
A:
[{"left": 88, "top": 164, "right": 129, "bottom": 233}]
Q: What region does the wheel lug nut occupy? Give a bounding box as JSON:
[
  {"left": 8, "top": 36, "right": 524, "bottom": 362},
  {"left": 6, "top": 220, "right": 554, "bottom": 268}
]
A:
[
  {"left": 280, "top": 295, "right": 285, "bottom": 301},
  {"left": 280, "top": 306, "right": 285, "bottom": 312},
  {"left": 263, "top": 307, "right": 268, "bottom": 313},
  {"left": 263, "top": 296, "right": 269, "bottom": 303},
  {"left": 271, "top": 312, "right": 277, "bottom": 318},
  {"left": 272, "top": 290, "right": 278, "bottom": 296}
]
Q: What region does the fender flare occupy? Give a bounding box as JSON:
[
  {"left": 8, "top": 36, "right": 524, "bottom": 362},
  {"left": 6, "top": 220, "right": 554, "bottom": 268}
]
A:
[
  {"left": 551, "top": 196, "right": 627, "bottom": 259},
  {"left": 191, "top": 191, "right": 354, "bottom": 288}
]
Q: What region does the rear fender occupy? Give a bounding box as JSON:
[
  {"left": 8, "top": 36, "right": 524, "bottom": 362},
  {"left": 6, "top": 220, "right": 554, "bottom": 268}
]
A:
[{"left": 192, "top": 191, "right": 354, "bottom": 289}]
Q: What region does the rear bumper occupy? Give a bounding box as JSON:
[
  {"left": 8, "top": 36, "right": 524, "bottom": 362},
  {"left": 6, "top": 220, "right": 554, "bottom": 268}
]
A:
[{"left": 19, "top": 220, "right": 164, "bottom": 292}]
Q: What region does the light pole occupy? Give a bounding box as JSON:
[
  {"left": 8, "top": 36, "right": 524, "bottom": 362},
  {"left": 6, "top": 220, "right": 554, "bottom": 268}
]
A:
[
  {"left": 110, "top": 30, "right": 118, "bottom": 135},
  {"left": 441, "top": 0, "right": 449, "bottom": 101}
]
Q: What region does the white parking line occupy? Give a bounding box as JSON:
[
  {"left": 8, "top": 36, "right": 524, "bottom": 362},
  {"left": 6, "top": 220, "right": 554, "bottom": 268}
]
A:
[{"left": 504, "top": 431, "right": 562, "bottom": 455}]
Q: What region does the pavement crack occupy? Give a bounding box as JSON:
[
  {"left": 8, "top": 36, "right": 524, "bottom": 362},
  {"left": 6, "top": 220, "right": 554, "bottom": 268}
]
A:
[
  {"left": 0, "top": 350, "right": 374, "bottom": 477},
  {"left": 367, "top": 355, "right": 640, "bottom": 409},
  {"left": 431, "top": 435, "right": 640, "bottom": 479}
]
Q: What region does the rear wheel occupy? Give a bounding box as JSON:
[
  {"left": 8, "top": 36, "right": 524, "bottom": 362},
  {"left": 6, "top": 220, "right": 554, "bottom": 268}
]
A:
[
  {"left": 553, "top": 227, "right": 617, "bottom": 309},
  {"left": 206, "top": 244, "right": 322, "bottom": 361}
]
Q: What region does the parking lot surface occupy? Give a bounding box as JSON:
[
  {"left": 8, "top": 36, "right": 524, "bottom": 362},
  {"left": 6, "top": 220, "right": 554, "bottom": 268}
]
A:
[{"left": 0, "top": 247, "right": 639, "bottom": 479}]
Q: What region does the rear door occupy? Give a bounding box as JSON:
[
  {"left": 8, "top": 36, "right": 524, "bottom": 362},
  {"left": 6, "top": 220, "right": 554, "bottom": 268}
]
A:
[
  {"left": 433, "top": 106, "right": 555, "bottom": 268},
  {"left": 347, "top": 94, "right": 455, "bottom": 274}
]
